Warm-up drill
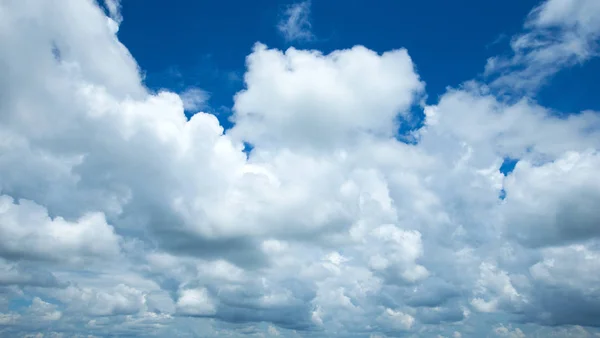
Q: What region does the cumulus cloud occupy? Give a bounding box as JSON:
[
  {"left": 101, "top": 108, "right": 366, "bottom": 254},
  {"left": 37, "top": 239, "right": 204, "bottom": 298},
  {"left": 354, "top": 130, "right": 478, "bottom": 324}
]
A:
[
  {"left": 0, "top": 0, "right": 600, "bottom": 337},
  {"left": 502, "top": 150, "right": 600, "bottom": 246},
  {"left": 176, "top": 288, "right": 217, "bottom": 316},
  {"left": 231, "top": 43, "right": 424, "bottom": 150},
  {"left": 0, "top": 195, "right": 121, "bottom": 262}
]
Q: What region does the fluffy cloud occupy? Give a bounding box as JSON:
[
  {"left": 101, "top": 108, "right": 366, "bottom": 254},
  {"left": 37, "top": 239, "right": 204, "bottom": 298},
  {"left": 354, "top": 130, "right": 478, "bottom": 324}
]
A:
[
  {"left": 0, "top": 0, "right": 599, "bottom": 337},
  {"left": 230, "top": 43, "right": 424, "bottom": 151},
  {"left": 176, "top": 288, "right": 217, "bottom": 316},
  {"left": 0, "top": 195, "right": 121, "bottom": 262},
  {"left": 502, "top": 150, "right": 600, "bottom": 246}
]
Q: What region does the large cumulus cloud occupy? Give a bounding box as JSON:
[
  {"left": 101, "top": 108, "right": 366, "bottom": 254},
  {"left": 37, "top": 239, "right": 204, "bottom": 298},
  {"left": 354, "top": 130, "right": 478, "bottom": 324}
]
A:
[{"left": 1, "top": 0, "right": 600, "bottom": 337}]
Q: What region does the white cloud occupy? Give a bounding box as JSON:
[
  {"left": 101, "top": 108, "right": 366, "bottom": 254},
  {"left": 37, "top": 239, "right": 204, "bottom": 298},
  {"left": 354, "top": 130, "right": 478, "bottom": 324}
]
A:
[
  {"left": 367, "top": 225, "right": 429, "bottom": 283},
  {"left": 104, "top": 0, "right": 122, "bottom": 25},
  {"left": 231, "top": 43, "right": 424, "bottom": 151},
  {"left": 377, "top": 308, "right": 415, "bottom": 331},
  {"left": 0, "top": 313, "right": 20, "bottom": 325},
  {"left": 470, "top": 263, "right": 524, "bottom": 313},
  {"left": 27, "top": 297, "right": 62, "bottom": 321},
  {"left": 54, "top": 284, "right": 146, "bottom": 317},
  {"left": 493, "top": 325, "right": 526, "bottom": 338},
  {"left": 484, "top": 0, "right": 600, "bottom": 93},
  {"left": 267, "top": 325, "right": 280, "bottom": 336},
  {"left": 176, "top": 288, "right": 217, "bottom": 316},
  {"left": 502, "top": 150, "right": 600, "bottom": 246},
  {"left": 277, "top": 1, "right": 314, "bottom": 42},
  {"left": 0, "top": 0, "right": 600, "bottom": 337},
  {"left": 0, "top": 195, "right": 121, "bottom": 262},
  {"left": 179, "top": 87, "right": 210, "bottom": 112},
  {"left": 531, "top": 0, "right": 600, "bottom": 32}
]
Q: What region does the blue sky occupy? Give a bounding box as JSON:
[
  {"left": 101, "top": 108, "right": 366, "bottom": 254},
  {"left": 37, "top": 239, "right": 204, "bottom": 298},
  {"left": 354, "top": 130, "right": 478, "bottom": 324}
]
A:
[
  {"left": 117, "top": 1, "right": 518, "bottom": 115},
  {"left": 116, "top": 0, "right": 598, "bottom": 121},
  {"left": 1, "top": 0, "right": 600, "bottom": 337}
]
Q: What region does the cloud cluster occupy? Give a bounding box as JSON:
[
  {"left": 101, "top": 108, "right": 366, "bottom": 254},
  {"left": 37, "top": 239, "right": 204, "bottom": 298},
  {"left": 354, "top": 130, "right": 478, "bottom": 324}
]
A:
[{"left": 0, "top": 0, "right": 599, "bottom": 337}]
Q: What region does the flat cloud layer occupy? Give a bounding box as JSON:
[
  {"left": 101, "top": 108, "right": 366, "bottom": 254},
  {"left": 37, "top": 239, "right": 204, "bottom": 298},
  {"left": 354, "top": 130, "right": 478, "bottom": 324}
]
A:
[{"left": 0, "top": 0, "right": 600, "bottom": 337}]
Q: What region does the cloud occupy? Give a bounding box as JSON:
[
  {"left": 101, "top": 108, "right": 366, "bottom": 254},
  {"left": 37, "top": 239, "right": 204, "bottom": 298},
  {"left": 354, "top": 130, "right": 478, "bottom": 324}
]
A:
[
  {"left": 176, "top": 288, "right": 218, "bottom": 316},
  {"left": 179, "top": 87, "right": 210, "bottom": 112},
  {"left": 277, "top": 1, "right": 314, "bottom": 42},
  {"left": 103, "top": 0, "right": 122, "bottom": 25},
  {"left": 376, "top": 308, "right": 415, "bottom": 331},
  {"left": 0, "top": 195, "right": 121, "bottom": 263},
  {"left": 231, "top": 43, "right": 424, "bottom": 151},
  {"left": 493, "top": 325, "right": 525, "bottom": 338},
  {"left": 0, "top": 0, "right": 600, "bottom": 337},
  {"left": 502, "top": 150, "right": 600, "bottom": 247},
  {"left": 484, "top": 0, "right": 600, "bottom": 93}
]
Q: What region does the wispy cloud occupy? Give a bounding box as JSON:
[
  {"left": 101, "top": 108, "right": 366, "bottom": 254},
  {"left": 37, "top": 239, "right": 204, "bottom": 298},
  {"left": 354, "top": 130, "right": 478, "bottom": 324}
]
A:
[
  {"left": 104, "top": 0, "right": 122, "bottom": 24},
  {"left": 277, "top": 1, "right": 314, "bottom": 42},
  {"left": 180, "top": 87, "right": 210, "bottom": 112},
  {"left": 484, "top": 0, "right": 600, "bottom": 94}
]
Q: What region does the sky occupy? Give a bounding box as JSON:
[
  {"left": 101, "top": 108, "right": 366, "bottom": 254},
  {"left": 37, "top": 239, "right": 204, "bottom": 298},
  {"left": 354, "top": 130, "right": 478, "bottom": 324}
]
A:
[{"left": 0, "top": 0, "right": 600, "bottom": 337}]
